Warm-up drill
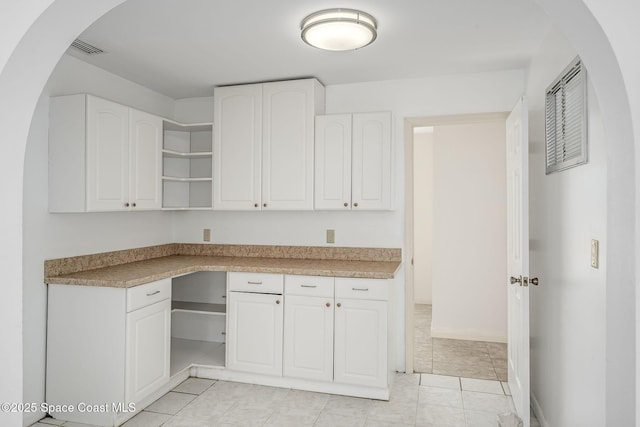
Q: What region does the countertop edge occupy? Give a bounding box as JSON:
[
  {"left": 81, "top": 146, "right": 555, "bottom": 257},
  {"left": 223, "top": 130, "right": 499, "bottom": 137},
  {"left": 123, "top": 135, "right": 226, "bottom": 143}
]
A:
[{"left": 45, "top": 256, "right": 402, "bottom": 288}]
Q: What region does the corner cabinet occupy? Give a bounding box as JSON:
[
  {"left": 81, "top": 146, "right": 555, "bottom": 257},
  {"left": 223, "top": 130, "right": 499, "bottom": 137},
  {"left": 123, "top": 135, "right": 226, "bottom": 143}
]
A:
[
  {"left": 315, "top": 112, "right": 392, "bottom": 210},
  {"left": 161, "top": 121, "right": 213, "bottom": 209},
  {"left": 213, "top": 79, "right": 325, "bottom": 210},
  {"left": 46, "top": 279, "right": 171, "bottom": 426},
  {"left": 49, "top": 94, "right": 163, "bottom": 212}
]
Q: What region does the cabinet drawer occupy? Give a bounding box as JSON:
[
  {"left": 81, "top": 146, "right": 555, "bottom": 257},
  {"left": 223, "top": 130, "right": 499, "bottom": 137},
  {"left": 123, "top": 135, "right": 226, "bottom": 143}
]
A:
[
  {"left": 335, "top": 278, "right": 389, "bottom": 301},
  {"left": 228, "top": 272, "right": 284, "bottom": 294},
  {"left": 127, "top": 279, "right": 171, "bottom": 312},
  {"left": 285, "top": 275, "right": 334, "bottom": 297}
]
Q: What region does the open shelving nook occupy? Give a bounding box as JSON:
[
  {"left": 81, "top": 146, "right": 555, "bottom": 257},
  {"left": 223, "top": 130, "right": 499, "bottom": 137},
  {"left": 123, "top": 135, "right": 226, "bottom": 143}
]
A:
[
  {"left": 162, "top": 120, "right": 213, "bottom": 210},
  {"left": 171, "top": 271, "right": 226, "bottom": 375}
]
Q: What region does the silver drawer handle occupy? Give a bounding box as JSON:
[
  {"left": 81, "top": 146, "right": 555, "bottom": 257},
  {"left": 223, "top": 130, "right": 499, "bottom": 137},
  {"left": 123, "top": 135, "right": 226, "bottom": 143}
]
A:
[
  {"left": 248, "top": 281, "right": 263, "bottom": 285},
  {"left": 146, "top": 290, "right": 161, "bottom": 296},
  {"left": 301, "top": 284, "right": 317, "bottom": 288},
  {"left": 352, "top": 287, "right": 369, "bottom": 291}
]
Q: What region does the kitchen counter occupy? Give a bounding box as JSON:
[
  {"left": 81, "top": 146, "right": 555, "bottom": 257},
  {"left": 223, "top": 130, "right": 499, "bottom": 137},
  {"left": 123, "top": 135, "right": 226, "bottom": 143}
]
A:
[{"left": 44, "top": 244, "right": 402, "bottom": 288}]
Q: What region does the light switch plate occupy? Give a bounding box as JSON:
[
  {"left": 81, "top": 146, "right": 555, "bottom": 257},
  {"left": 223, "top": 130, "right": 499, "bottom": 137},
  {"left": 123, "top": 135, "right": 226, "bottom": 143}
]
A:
[
  {"left": 203, "top": 228, "right": 211, "bottom": 242},
  {"left": 591, "top": 239, "right": 599, "bottom": 268},
  {"left": 326, "top": 229, "right": 335, "bottom": 244}
]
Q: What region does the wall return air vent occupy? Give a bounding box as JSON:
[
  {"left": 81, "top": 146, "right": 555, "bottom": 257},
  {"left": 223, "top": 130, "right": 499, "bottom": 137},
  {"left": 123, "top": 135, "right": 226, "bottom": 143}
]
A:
[
  {"left": 70, "top": 39, "right": 105, "bottom": 55},
  {"left": 545, "top": 57, "right": 587, "bottom": 174}
]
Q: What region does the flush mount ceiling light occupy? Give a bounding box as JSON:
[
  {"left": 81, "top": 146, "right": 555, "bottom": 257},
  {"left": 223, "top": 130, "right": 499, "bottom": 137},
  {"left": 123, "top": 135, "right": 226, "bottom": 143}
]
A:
[{"left": 301, "top": 8, "right": 377, "bottom": 51}]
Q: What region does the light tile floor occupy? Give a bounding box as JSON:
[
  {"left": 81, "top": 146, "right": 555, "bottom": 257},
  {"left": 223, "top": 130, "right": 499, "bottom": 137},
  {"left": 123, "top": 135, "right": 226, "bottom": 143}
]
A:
[
  {"left": 414, "top": 304, "right": 508, "bottom": 381},
  {"left": 34, "top": 375, "right": 541, "bottom": 427}
]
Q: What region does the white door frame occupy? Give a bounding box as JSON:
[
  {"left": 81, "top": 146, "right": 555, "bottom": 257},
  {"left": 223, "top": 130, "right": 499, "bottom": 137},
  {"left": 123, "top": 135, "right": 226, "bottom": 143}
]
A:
[{"left": 403, "top": 112, "right": 509, "bottom": 373}]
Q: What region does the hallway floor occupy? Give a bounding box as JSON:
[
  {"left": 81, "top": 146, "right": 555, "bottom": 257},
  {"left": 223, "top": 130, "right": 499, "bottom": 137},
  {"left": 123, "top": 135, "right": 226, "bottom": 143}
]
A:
[
  {"left": 414, "top": 305, "right": 508, "bottom": 381},
  {"left": 33, "top": 374, "right": 540, "bottom": 427}
]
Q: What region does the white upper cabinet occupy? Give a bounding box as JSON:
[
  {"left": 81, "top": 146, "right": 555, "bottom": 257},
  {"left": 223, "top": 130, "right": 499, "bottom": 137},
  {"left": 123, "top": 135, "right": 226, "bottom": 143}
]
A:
[
  {"left": 49, "top": 94, "right": 162, "bottom": 212},
  {"left": 314, "top": 114, "right": 353, "bottom": 210},
  {"left": 262, "top": 80, "right": 323, "bottom": 210},
  {"left": 315, "top": 112, "right": 392, "bottom": 210},
  {"left": 129, "top": 109, "right": 163, "bottom": 210},
  {"left": 213, "top": 84, "right": 262, "bottom": 210},
  {"left": 86, "top": 96, "right": 130, "bottom": 211},
  {"left": 213, "top": 79, "right": 325, "bottom": 210}
]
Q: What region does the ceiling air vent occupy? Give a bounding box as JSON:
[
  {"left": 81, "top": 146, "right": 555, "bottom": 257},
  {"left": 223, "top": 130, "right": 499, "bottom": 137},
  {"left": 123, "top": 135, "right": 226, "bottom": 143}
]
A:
[{"left": 70, "top": 39, "right": 105, "bottom": 55}]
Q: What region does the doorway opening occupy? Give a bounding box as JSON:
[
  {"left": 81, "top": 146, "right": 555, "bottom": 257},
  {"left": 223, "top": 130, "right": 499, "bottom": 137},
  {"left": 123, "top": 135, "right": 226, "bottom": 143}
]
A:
[{"left": 405, "top": 113, "right": 509, "bottom": 380}]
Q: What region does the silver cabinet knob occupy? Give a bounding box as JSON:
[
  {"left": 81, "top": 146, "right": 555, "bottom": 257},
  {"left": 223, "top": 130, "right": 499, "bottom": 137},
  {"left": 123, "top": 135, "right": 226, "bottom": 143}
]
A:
[
  {"left": 510, "top": 276, "right": 522, "bottom": 285},
  {"left": 530, "top": 277, "right": 539, "bottom": 286}
]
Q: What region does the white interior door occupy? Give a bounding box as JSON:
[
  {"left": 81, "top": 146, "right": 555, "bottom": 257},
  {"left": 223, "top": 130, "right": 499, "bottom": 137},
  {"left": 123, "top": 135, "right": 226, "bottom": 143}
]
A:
[{"left": 506, "top": 96, "right": 530, "bottom": 426}]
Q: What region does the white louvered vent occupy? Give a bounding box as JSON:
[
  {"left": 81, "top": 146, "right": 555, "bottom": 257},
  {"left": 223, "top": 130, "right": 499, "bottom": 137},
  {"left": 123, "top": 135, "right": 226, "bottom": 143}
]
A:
[
  {"left": 545, "top": 57, "right": 587, "bottom": 174},
  {"left": 70, "top": 39, "right": 105, "bottom": 55}
]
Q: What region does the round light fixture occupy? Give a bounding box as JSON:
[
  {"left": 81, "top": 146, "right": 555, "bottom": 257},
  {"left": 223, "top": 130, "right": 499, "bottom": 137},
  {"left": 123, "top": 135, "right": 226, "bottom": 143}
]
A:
[{"left": 301, "top": 8, "right": 377, "bottom": 51}]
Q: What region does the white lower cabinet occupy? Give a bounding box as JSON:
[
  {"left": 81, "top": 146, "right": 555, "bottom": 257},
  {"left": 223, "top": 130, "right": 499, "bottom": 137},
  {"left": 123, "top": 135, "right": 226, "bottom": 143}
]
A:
[
  {"left": 226, "top": 273, "right": 284, "bottom": 376},
  {"left": 334, "top": 298, "right": 388, "bottom": 388},
  {"left": 46, "top": 279, "right": 171, "bottom": 427},
  {"left": 125, "top": 298, "right": 171, "bottom": 404},
  {"left": 282, "top": 275, "right": 390, "bottom": 390},
  {"left": 283, "top": 276, "right": 335, "bottom": 381}
]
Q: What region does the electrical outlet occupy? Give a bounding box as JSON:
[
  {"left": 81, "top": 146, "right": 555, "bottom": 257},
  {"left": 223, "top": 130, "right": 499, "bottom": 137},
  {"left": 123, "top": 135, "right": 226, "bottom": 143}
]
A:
[
  {"left": 591, "top": 239, "right": 599, "bottom": 268},
  {"left": 203, "top": 228, "right": 211, "bottom": 242},
  {"left": 326, "top": 229, "right": 335, "bottom": 244}
]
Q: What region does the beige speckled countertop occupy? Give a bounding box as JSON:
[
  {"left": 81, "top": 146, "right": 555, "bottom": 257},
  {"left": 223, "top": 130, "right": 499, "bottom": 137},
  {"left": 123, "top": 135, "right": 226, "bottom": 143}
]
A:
[{"left": 45, "top": 244, "right": 402, "bottom": 288}]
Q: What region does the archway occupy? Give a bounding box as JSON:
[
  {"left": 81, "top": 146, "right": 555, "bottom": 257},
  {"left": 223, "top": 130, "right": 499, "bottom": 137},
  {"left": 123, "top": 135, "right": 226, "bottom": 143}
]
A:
[{"left": 0, "top": 1, "right": 635, "bottom": 425}]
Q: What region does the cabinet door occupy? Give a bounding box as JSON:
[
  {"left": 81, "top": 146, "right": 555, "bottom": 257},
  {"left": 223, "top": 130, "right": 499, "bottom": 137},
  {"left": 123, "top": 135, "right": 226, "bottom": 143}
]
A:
[
  {"left": 129, "top": 109, "right": 162, "bottom": 210},
  {"left": 334, "top": 298, "right": 387, "bottom": 388},
  {"left": 213, "top": 84, "right": 262, "bottom": 210},
  {"left": 125, "top": 299, "right": 170, "bottom": 404},
  {"left": 227, "top": 291, "right": 283, "bottom": 376},
  {"left": 351, "top": 112, "right": 392, "bottom": 210},
  {"left": 86, "top": 96, "right": 130, "bottom": 211},
  {"left": 314, "top": 114, "right": 353, "bottom": 210},
  {"left": 262, "top": 80, "right": 317, "bottom": 210},
  {"left": 283, "top": 295, "right": 334, "bottom": 381}
]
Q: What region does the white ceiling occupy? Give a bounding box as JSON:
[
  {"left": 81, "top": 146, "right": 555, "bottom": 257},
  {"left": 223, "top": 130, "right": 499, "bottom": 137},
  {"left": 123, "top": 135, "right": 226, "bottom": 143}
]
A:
[{"left": 68, "top": 0, "right": 553, "bottom": 99}]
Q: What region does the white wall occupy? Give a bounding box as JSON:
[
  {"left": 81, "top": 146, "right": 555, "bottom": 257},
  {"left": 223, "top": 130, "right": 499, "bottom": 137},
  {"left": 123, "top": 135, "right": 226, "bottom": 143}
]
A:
[
  {"left": 174, "top": 96, "right": 214, "bottom": 124},
  {"left": 413, "top": 129, "right": 434, "bottom": 304},
  {"left": 527, "top": 27, "right": 607, "bottom": 427},
  {"left": 430, "top": 121, "right": 508, "bottom": 342},
  {"left": 22, "top": 54, "right": 176, "bottom": 425}
]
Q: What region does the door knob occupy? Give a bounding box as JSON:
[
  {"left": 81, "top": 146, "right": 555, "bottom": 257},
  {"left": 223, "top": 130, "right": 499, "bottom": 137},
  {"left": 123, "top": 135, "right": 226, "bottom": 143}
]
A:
[
  {"left": 510, "top": 276, "right": 522, "bottom": 285},
  {"left": 530, "top": 277, "right": 539, "bottom": 286}
]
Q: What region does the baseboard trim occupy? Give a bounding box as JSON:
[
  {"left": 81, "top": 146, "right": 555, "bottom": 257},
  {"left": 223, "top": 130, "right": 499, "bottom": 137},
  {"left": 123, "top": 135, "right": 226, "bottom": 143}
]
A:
[
  {"left": 531, "top": 391, "right": 550, "bottom": 427},
  {"left": 430, "top": 326, "right": 507, "bottom": 343}
]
